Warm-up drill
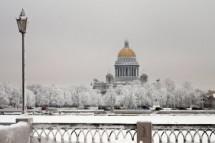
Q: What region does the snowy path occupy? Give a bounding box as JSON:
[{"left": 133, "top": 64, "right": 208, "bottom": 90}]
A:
[{"left": 0, "top": 114, "right": 214, "bottom": 124}]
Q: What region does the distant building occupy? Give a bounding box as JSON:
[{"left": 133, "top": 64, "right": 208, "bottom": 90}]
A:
[
  {"left": 115, "top": 41, "right": 139, "bottom": 81},
  {"left": 93, "top": 41, "right": 147, "bottom": 93}
]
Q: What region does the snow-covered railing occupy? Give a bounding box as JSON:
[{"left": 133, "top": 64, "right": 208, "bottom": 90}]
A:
[
  {"left": 153, "top": 124, "right": 215, "bottom": 143},
  {"left": 0, "top": 118, "right": 32, "bottom": 143},
  {"left": 31, "top": 123, "right": 215, "bottom": 143},
  {"left": 2, "top": 118, "right": 215, "bottom": 143},
  {"left": 31, "top": 122, "right": 151, "bottom": 143}
]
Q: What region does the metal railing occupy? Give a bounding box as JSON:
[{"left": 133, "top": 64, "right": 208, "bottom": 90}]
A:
[
  {"left": 153, "top": 124, "right": 215, "bottom": 143},
  {"left": 31, "top": 123, "right": 215, "bottom": 143},
  {"left": 31, "top": 123, "right": 139, "bottom": 143},
  {"left": 4, "top": 118, "right": 215, "bottom": 143}
]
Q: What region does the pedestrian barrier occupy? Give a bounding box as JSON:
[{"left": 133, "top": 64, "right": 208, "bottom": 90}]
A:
[{"left": 6, "top": 118, "right": 215, "bottom": 143}]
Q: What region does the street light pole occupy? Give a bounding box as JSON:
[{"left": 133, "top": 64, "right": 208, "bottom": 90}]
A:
[
  {"left": 16, "top": 9, "right": 27, "bottom": 114},
  {"left": 21, "top": 32, "right": 25, "bottom": 114}
]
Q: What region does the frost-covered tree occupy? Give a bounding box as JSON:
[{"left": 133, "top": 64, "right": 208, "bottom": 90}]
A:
[
  {"left": 70, "top": 86, "right": 90, "bottom": 107},
  {"left": 0, "top": 90, "right": 9, "bottom": 106},
  {"left": 0, "top": 83, "right": 21, "bottom": 107},
  {"left": 49, "top": 85, "right": 65, "bottom": 107},
  {"left": 26, "top": 89, "right": 36, "bottom": 107},
  {"left": 87, "top": 89, "right": 100, "bottom": 106},
  {"left": 28, "top": 84, "right": 50, "bottom": 106},
  {"left": 103, "top": 87, "right": 116, "bottom": 109},
  {"left": 0, "top": 79, "right": 206, "bottom": 109},
  {"left": 120, "top": 85, "right": 137, "bottom": 109},
  {"left": 163, "top": 79, "right": 176, "bottom": 108},
  {"left": 63, "top": 89, "right": 73, "bottom": 106},
  {"left": 140, "top": 73, "right": 148, "bottom": 84},
  {"left": 164, "top": 78, "right": 176, "bottom": 92}
]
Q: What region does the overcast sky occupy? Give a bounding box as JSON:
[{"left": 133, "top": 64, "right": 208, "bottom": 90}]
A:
[{"left": 0, "top": 0, "right": 215, "bottom": 89}]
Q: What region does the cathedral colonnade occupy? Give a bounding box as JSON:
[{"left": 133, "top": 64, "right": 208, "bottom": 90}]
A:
[{"left": 115, "top": 66, "right": 139, "bottom": 77}]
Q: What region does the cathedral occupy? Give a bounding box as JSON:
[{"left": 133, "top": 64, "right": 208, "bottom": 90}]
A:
[
  {"left": 93, "top": 41, "right": 146, "bottom": 93},
  {"left": 115, "top": 41, "right": 139, "bottom": 81}
]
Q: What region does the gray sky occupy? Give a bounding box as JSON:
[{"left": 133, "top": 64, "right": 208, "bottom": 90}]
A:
[{"left": 0, "top": 0, "right": 215, "bottom": 89}]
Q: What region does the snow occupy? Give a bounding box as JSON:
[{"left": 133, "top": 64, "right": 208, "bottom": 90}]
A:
[
  {"left": 0, "top": 114, "right": 215, "bottom": 124},
  {"left": 0, "top": 122, "right": 30, "bottom": 143}
]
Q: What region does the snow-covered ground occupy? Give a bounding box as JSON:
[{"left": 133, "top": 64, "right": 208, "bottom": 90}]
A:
[{"left": 0, "top": 114, "right": 215, "bottom": 124}]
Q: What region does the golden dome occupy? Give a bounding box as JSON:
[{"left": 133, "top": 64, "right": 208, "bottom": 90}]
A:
[{"left": 118, "top": 41, "right": 136, "bottom": 57}]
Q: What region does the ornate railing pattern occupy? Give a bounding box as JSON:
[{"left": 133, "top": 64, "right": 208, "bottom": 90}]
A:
[
  {"left": 31, "top": 123, "right": 215, "bottom": 143},
  {"left": 152, "top": 124, "right": 215, "bottom": 143},
  {"left": 32, "top": 123, "right": 137, "bottom": 143}
]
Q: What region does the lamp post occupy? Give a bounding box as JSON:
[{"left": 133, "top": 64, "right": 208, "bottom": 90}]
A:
[{"left": 16, "top": 9, "right": 27, "bottom": 114}]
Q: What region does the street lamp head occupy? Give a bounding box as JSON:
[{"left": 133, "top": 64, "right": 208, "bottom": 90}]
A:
[
  {"left": 16, "top": 8, "right": 27, "bottom": 34},
  {"left": 20, "top": 8, "right": 26, "bottom": 17}
]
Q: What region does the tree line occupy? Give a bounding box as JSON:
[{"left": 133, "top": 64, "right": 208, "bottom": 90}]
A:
[{"left": 0, "top": 79, "right": 206, "bottom": 109}]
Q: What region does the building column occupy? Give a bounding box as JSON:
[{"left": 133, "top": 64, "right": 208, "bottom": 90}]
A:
[
  {"left": 122, "top": 67, "right": 124, "bottom": 76},
  {"left": 131, "top": 66, "right": 133, "bottom": 76},
  {"left": 116, "top": 67, "right": 118, "bottom": 77},
  {"left": 118, "top": 67, "right": 119, "bottom": 77},
  {"left": 128, "top": 66, "right": 131, "bottom": 76},
  {"left": 137, "top": 67, "right": 139, "bottom": 76},
  {"left": 120, "top": 67, "right": 122, "bottom": 77},
  {"left": 136, "top": 67, "right": 138, "bottom": 77},
  {"left": 134, "top": 68, "right": 136, "bottom": 76},
  {"left": 136, "top": 68, "right": 138, "bottom": 77},
  {"left": 130, "top": 66, "right": 132, "bottom": 77},
  {"left": 135, "top": 67, "right": 137, "bottom": 77},
  {"left": 130, "top": 66, "right": 132, "bottom": 79}
]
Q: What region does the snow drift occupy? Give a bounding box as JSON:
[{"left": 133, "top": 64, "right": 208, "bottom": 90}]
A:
[{"left": 0, "top": 122, "right": 31, "bottom": 143}]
